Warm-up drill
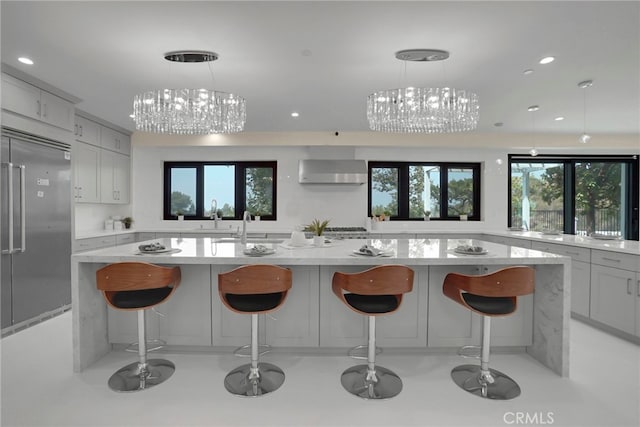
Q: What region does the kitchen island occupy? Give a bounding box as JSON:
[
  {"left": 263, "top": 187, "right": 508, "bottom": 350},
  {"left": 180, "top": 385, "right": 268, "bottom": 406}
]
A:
[{"left": 71, "top": 237, "right": 570, "bottom": 376}]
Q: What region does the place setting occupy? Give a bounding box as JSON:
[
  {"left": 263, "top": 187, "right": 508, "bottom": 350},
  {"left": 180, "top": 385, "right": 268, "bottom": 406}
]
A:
[
  {"left": 243, "top": 244, "right": 277, "bottom": 257},
  {"left": 136, "top": 242, "right": 181, "bottom": 255},
  {"left": 450, "top": 244, "right": 490, "bottom": 256},
  {"left": 351, "top": 244, "right": 394, "bottom": 258}
]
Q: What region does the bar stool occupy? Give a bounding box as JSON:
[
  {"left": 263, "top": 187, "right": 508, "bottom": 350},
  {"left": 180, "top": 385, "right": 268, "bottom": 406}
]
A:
[
  {"left": 332, "top": 265, "right": 414, "bottom": 399},
  {"left": 96, "top": 262, "right": 181, "bottom": 392},
  {"left": 218, "top": 264, "right": 292, "bottom": 397},
  {"left": 443, "top": 265, "right": 535, "bottom": 400}
]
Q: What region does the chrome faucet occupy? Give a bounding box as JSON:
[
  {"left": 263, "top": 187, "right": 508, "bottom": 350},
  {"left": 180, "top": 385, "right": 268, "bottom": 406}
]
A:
[
  {"left": 210, "top": 199, "right": 218, "bottom": 220},
  {"left": 241, "top": 210, "right": 252, "bottom": 244}
]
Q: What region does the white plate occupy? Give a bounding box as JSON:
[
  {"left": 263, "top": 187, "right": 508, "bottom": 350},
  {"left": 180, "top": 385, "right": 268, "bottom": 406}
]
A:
[
  {"left": 454, "top": 247, "right": 488, "bottom": 255},
  {"left": 243, "top": 248, "right": 276, "bottom": 256},
  {"left": 352, "top": 249, "right": 393, "bottom": 257},
  {"left": 137, "top": 248, "right": 181, "bottom": 254}
]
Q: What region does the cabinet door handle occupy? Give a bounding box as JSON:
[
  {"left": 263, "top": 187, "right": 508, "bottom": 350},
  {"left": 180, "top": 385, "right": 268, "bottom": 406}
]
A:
[
  {"left": 36, "top": 100, "right": 41, "bottom": 116},
  {"left": 637, "top": 280, "right": 640, "bottom": 297},
  {"left": 79, "top": 125, "right": 83, "bottom": 137},
  {"left": 566, "top": 251, "right": 580, "bottom": 256},
  {"left": 602, "top": 257, "right": 621, "bottom": 263},
  {"left": 627, "top": 279, "right": 633, "bottom": 295},
  {"left": 74, "top": 124, "right": 78, "bottom": 136},
  {"left": 43, "top": 103, "right": 47, "bottom": 118}
]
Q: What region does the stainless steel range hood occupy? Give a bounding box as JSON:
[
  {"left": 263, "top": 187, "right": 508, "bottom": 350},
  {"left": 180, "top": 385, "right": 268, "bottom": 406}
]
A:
[{"left": 298, "top": 159, "right": 367, "bottom": 185}]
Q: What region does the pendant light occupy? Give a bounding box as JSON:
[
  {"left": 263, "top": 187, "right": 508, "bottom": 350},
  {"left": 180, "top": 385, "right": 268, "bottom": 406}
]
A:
[
  {"left": 528, "top": 105, "right": 539, "bottom": 156},
  {"left": 578, "top": 80, "right": 593, "bottom": 144}
]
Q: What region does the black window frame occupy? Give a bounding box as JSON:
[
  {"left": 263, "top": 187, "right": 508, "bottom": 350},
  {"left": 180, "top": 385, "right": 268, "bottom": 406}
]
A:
[
  {"left": 508, "top": 154, "right": 639, "bottom": 240},
  {"left": 163, "top": 161, "right": 277, "bottom": 220},
  {"left": 368, "top": 161, "right": 481, "bottom": 221}
]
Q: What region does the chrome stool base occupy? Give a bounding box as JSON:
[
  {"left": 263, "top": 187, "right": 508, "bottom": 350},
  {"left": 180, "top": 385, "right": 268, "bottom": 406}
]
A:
[
  {"left": 108, "top": 359, "right": 175, "bottom": 393},
  {"left": 224, "top": 362, "right": 285, "bottom": 397},
  {"left": 340, "top": 364, "right": 402, "bottom": 400},
  {"left": 451, "top": 364, "right": 521, "bottom": 400}
]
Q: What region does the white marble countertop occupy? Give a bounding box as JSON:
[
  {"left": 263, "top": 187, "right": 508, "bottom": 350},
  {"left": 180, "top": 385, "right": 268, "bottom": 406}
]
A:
[
  {"left": 73, "top": 237, "right": 568, "bottom": 266},
  {"left": 75, "top": 227, "right": 639, "bottom": 255}
]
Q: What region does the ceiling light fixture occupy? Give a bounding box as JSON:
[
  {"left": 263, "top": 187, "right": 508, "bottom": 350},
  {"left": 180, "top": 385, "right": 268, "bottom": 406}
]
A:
[
  {"left": 528, "top": 105, "right": 539, "bottom": 157},
  {"left": 539, "top": 56, "right": 555, "bottom": 65},
  {"left": 291, "top": 112, "right": 300, "bottom": 118},
  {"left": 554, "top": 116, "right": 565, "bottom": 121},
  {"left": 18, "top": 57, "right": 34, "bottom": 65},
  {"left": 132, "top": 50, "right": 246, "bottom": 135},
  {"left": 367, "top": 49, "right": 479, "bottom": 133},
  {"left": 578, "top": 79, "right": 593, "bottom": 144}
]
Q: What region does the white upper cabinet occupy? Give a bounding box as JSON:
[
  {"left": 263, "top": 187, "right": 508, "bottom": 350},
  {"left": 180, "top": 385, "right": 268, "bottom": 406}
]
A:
[
  {"left": 74, "top": 115, "right": 101, "bottom": 146},
  {"left": 1, "top": 73, "right": 74, "bottom": 131},
  {"left": 73, "top": 142, "right": 101, "bottom": 203},
  {"left": 100, "top": 126, "right": 130, "bottom": 155},
  {"left": 100, "top": 150, "right": 130, "bottom": 204}
]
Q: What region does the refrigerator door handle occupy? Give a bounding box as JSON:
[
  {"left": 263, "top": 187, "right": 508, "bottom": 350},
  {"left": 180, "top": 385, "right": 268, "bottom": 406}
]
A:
[
  {"left": 18, "top": 164, "right": 26, "bottom": 253},
  {"left": 1, "top": 162, "right": 14, "bottom": 254}
]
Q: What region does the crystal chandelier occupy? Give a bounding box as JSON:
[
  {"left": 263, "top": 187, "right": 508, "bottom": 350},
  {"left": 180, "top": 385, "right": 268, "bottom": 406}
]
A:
[
  {"left": 367, "top": 49, "right": 479, "bottom": 133},
  {"left": 133, "top": 51, "right": 246, "bottom": 135}
]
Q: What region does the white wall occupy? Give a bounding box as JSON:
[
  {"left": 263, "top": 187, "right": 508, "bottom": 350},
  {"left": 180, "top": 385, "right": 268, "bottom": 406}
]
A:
[{"left": 131, "top": 143, "right": 512, "bottom": 233}]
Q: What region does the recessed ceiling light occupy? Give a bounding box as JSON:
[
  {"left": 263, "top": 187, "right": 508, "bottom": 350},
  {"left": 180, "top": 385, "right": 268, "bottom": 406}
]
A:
[
  {"left": 527, "top": 105, "right": 540, "bottom": 112},
  {"left": 539, "top": 56, "right": 555, "bottom": 65},
  {"left": 523, "top": 69, "right": 534, "bottom": 75},
  {"left": 554, "top": 116, "right": 565, "bottom": 121},
  {"left": 291, "top": 112, "right": 299, "bottom": 118},
  {"left": 18, "top": 57, "right": 34, "bottom": 65},
  {"left": 129, "top": 114, "right": 135, "bottom": 119}
]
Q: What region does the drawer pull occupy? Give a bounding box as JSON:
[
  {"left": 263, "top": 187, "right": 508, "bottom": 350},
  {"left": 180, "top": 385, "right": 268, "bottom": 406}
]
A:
[
  {"left": 601, "top": 257, "right": 621, "bottom": 263},
  {"left": 627, "top": 279, "right": 633, "bottom": 295},
  {"left": 566, "top": 251, "right": 580, "bottom": 256},
  {"left": 637, "top": 280, "right": 640, "bottom": 298}
]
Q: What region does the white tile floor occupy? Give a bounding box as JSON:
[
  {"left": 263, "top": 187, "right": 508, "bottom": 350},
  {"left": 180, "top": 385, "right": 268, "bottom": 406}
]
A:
[{"left": 1, "top": 312, "right": 639, "bottom": 427}]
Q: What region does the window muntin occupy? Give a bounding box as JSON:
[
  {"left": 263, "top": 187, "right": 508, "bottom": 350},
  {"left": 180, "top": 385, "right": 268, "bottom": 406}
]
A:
[
  {"left": 369, "top": 162, "right": 480, "bottom": 220},
  {"left": 508, "top": 155, "right": 638, "bottom": 240},
  {"left": 164, "top": 161, "right": 277, "bottom": 220}
]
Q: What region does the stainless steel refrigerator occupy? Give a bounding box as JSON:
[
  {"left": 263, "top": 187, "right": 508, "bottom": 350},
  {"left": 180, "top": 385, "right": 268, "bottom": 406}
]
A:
[{"left": 1, "top": 129, "right": 71, "bottom": 331}]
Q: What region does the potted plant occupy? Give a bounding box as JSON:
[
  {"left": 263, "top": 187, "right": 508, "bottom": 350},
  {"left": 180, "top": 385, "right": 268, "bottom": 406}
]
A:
[
  {"left": 122, "top": 217, "right": 133, "bottom": 229},
  {"left": 307, "top": 219, "right": 330, "bottom": 246},
  {"left": 176, "top": 210, "right": 184, "bottom": 221},
  {"left": 423, "top": 210, "right": 431, "bottom": 221},
  {"left": 254, "top": 211, "right": 261, "bottom": 221}
]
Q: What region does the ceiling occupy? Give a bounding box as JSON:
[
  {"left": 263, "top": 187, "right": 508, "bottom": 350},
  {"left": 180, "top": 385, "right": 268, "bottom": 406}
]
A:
[{"left": 1, "top": 1, "right": 639, "bottom": 137}]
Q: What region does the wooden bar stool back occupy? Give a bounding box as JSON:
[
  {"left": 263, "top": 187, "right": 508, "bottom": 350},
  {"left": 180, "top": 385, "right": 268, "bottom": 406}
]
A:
[
  {"left": 218, "top": 264, "right": 292, "bottom": 397},
  {"left": 332, "top": 265, "right": 414, "bottom": 399},
  {"left": 443, "top": 265, "right": 534, "bottom": 400},
  {"left": 96, "top": 262, "right": 181, "bottom": 392}
]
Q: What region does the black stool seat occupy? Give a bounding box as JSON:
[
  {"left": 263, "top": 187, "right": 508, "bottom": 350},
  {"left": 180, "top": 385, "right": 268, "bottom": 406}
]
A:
[
  {"left": 345, "top": 294, "right": 398, "bottom": 314},
  {"left": 461, "top": 293, "right": 515, "bottom": 315},
  {"left": 225, "top": 292, "right": 284, "bottom": 312},
  {"left": 112, "top": 287, "right": 173, "bottom": 309}
]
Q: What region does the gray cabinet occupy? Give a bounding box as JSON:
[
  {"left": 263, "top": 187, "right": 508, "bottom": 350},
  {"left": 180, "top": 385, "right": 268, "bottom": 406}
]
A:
[
  {"left": 108, "top": 265, "right": 212, "bottom": 346},
  {"left": 427, "top": 265, "right": 533, "bottom": 347},
  {"left": 530, "top": 241, "right": 591, "bottom": 316},
  {"left": 74, "top": 115, "right": 101, "bottom": 146},
  {"left": 318, "top": 265, "right": 428, "bottom": 348},
  {"left": 2, "top": 73, "right": 74, "bottom": 131},
  {"left": 100, "top": 126, "right": 130, "bottom": 155},
  {"left": 590, "top": 250, "right": 640, "bottom": 337},
  {"left": 73, "top": 142, "right": 101, "bottom": 203},
  {"left": 100, "top": 150, "right": 129, "bottom": 204},
  {"left": 212, "top": 265, "right": 320, "bottom": 347}
]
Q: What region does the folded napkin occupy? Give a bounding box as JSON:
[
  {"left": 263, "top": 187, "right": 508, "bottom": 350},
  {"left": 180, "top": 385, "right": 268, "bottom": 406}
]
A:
[
  {"left": 357, "top": 244, "right": 381, "bottom": 256},
  {"left": 138, "top": 242, "right": 165, "bottom": 252}
]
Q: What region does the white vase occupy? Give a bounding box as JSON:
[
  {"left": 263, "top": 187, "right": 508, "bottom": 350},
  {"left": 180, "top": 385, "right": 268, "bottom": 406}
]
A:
[
  {"left": 313, "top": 235, "right": 324, "bottom": 246},
  {"left": 460, "top": 214, "right": 468, "bottom": 221},
  {"left": 178, "top": 215, "right": 184, "bottom": 221},
  {"left": 254, "top": 216, "right": 261, "bottom": 221},
  {"left": 424, "top": 215, "right": 430, "bottom": 221}
]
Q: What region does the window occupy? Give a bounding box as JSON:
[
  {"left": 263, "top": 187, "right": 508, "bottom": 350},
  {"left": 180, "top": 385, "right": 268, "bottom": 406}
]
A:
[
  {"left": 163, "top": 161, "right": 277, "bottom": 220},
  {"left": 369, "top": 162, "right": 481, "bottom": 220},
  {"left": 509, "top": 155, "right": 639, "bottom": 240}
]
